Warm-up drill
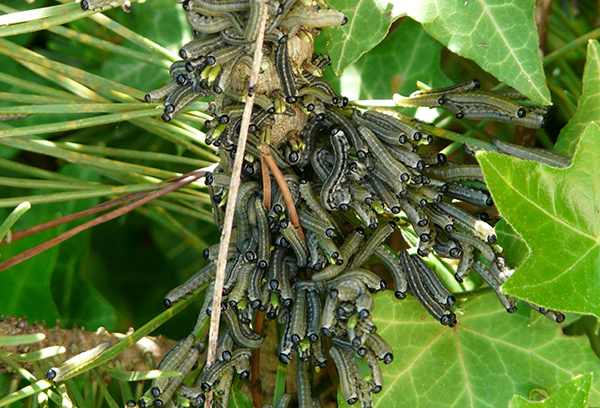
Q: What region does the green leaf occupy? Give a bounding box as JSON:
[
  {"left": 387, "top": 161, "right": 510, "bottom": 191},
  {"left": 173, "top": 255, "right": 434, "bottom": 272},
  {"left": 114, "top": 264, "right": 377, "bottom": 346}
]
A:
[
  {"left": 387, "top": 0, "right": 551, "bottom": 105},
  {"left": 229, "top": 387, "right": 253, "bottom": 408},
  {"left": 495, "top": 219, "right": 529, "bottom": 269},
  {"left": 509, "top": 373, "right": 593, "bottom": 408},
  {"left": 322, "top": 0, "right": 392, "bottom": 75},
  {"left": 0, "top": 207, "right": 61, "bottom": 323},
  {"left": 555, "top": 40, "right": 600, "bottom": 156},
  {"left": 350, "top": 18, "right": 452, "bottom": 101},
  {"left": 477, "top": 122, "right": 600, "bottom": 317},
  {"left": 368, "top": 292, "right": 600, "bottom": 408},
  {"left": 323, "top": 0, "right": 550, "bottom": 103},
  {"left": 41, "top": 165, "right": 115, "bottom": 331}
]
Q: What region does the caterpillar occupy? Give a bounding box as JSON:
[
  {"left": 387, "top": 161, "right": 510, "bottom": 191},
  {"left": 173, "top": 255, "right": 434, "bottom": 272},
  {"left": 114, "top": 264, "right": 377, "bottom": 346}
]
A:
[{"left": 46, "top": 342, "right": 111, "bottom": 383}]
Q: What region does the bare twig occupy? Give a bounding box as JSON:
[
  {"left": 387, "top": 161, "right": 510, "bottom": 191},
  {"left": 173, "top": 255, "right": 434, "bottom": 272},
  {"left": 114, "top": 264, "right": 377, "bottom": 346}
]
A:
[
  {"left": 204, "top": 4, "right": 270, "bottom": 407},
  {"left": 0, "top": 169, "right": 206, "bottom": 273},
  {"left": 261, "top": 155, "right": 271, "bottom": 210},
  {"left": 260, "top": 142, "right": 305, "bottom": 240},
  {"left": 535, "top": 0, "right": 553, "bottom": 52},
  {"left": 0, "top": 172, "right": 198, "bottom": 246}
]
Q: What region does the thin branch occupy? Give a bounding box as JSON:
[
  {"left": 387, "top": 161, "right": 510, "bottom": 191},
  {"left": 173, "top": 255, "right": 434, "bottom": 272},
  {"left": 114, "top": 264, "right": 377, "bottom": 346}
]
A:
[
  {"left": 2, "top": 191, "right": 141, "bottom": 246},
  {"left": 204, "top": 5, "right": 270, "bottom": 407},
  {"left": 0, "top": 172, "right": 202, "bottom": 246},
  {"left": 261, "top": 155, "right": 271, "bottom": 211},
  {"left": 0, "top": 169, "right": 206, "bottom": 273},
  {"left": 260, "top": 142, "right": 305, "bottom": 240}
]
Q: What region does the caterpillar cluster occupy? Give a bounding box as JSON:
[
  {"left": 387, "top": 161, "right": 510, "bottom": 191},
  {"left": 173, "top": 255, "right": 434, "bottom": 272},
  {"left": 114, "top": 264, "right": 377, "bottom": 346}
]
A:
[
  {"left": 132, "top": 1, "right": 566, "bottom": 407},
  {"left": 144, "top": 0, "right": 346, "bottom": 124},
  {"left": 395, "top": 79, "right": 551, "bottom": 128}
]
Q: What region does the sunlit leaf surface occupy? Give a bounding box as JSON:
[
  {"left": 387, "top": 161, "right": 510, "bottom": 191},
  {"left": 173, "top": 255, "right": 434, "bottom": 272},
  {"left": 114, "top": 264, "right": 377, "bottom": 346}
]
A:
[
  {"left": 478, "top": 123, "right": 600, "bottom": 317},
  {"left": 555, "top": 40, "right": 600, "bottom": 156},
  {"left": 509, "top": 373, "right": 592, "bottom": 408},
  {"left": 366, "top": 293, "right": 600, "bottom": 407}
]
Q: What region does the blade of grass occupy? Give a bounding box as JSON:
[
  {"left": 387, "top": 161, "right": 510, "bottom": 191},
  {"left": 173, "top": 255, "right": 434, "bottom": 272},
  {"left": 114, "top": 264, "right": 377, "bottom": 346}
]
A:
[
  {"left": 0, "top": 168, "right": 206, "bottom": 272},
  {"left": 0, "top": 182, "right": 211, "bottom": 245},
  {"left": 101, "top": 367, "right": 180, "bottom": 382},
  {"left": 37, "top": 387, "right": 50, "bottom": 408},
  {"left": 131, "top": 117, "right": 217, "bottom": 161},
  {"left": 78, "top": 165, "right": 211, "bottom": 206},
  {"left": 0, "top": 353, "right": 38, "bottom": 383},
  {"left": 0, "top": 40, "right": 215, "bottom": 159},
  {"left": 0, "top": 4, "right": 92, "bottom": 38},
  {"left": 0, "top": 202, "right": 31, "bottom": 242},
  {"left": 171, "top": 118, "right": 213, "bottom": 139},
  {"left": 55, "top": 142, "right": 213, "bottom": 168},
  {"left": 0, "top": 133, "right": 185, "bottom": 180},
  {"left": 136, "top": 205, "right": 207, "bottom": 250},
  {"left": 85, "top": 10, "right": 179, "bottom": 62},
  {"left": 18, "top": 59, "right": 107, "bottom": 102},
  {"left": 150, "top": 199, "right": 214, "bottom": 223},
  {"left": 0, "top": 92, "right": 92, "bottom": 105},
  {"left": 45, "top": 388, "right": 63, "bottom": 407},
  {"left": 0, "top": 180, "right": 188, "bottom": 208},
  {"left": 0, "top": 158, "right": 89, "bottom": 182},
  {"left": 273, "top": 360, "right": 287, "bottom": 406},
  {"left": 0, "top": 107, "right": 216, "bottom": 162},
  {"left": 0, "top": 333, "right": 45, "bottom": 346},
  {"left": 41, "top": 0, "right": 179, "bottom": 62},
  {"left": 56, "top": 384, "right": 74, "bottom": 408},
  {"left": 0, "top": 73, "right": 86, "bottom": 101},
  {"left": 544, "top": 26, "right": 600, "bottom": 65},
  {"left": 0, "top": 1, "right": 147, "bottom": 39},
  {"left": 91, "top": 370, "right": 120, "bottom": 408},
  {"left": 112, "top": 361, "right": 135, "bottom": 405},
  {"left": 178, "top": 111, "right": 214, "bottom": 127},
  {"left": 46, "top": 25, "right": 169, "bottom": 69},
  {"left": 0, "top": 4, "right": 81, "bottom": 26},
  {"left": 0, "top": 103, "right": 157, "bottom": 114},
  {"left": 64, "top": 378, "right": 86, "bottom": 408},
  {"left": 0, "top": 108, "right": 158, "bottom": 138},
  {"left": 1, "top": 186, "right": 152, "bottom": 246},
  {"left": 0, "top": 346, "right": 66, "bottom": 362},
  {"left": 0, "top": 38, "right": 144, "bottom": 101}
]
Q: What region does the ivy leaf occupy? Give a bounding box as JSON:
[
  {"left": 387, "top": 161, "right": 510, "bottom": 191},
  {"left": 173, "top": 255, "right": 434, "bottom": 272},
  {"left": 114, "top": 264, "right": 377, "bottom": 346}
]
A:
[
  {"left": 409, "top": 1, "right": 550, "bottom": 104},
  {"left": 322, "top": 0, "right": 392, "bottom": 75},
  {"left": 50, "top": 165, "right": 117, "bottom": 331},
  {"left": 230, "top": 387, "right": 253, "bottom": 408},
  {"left": 495, "top": 219, "right": 529, "bottom": 269},
  {"left": 367, "top": 293, "right": 600, "bottom": 407},
  {"left": 0, "top": 207, "right": 61, "bottom": 323},
  {"left": 323, "top": 0, "right": 549, "bottom": 104},
  {"left": 390, "top": 0, "right": 550, "bottom": 104},
  {"left": 508, "top": 373, "right": 593, "bottom": 408},
  {"left": 477, "top": 122, "right": 600, "bottom": 317},
  {"left": 350, "top": 18, "right": 452, "bottom": 101},
  {"left": 555, "top": 40, "right": 600, "bottom": 156}
]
